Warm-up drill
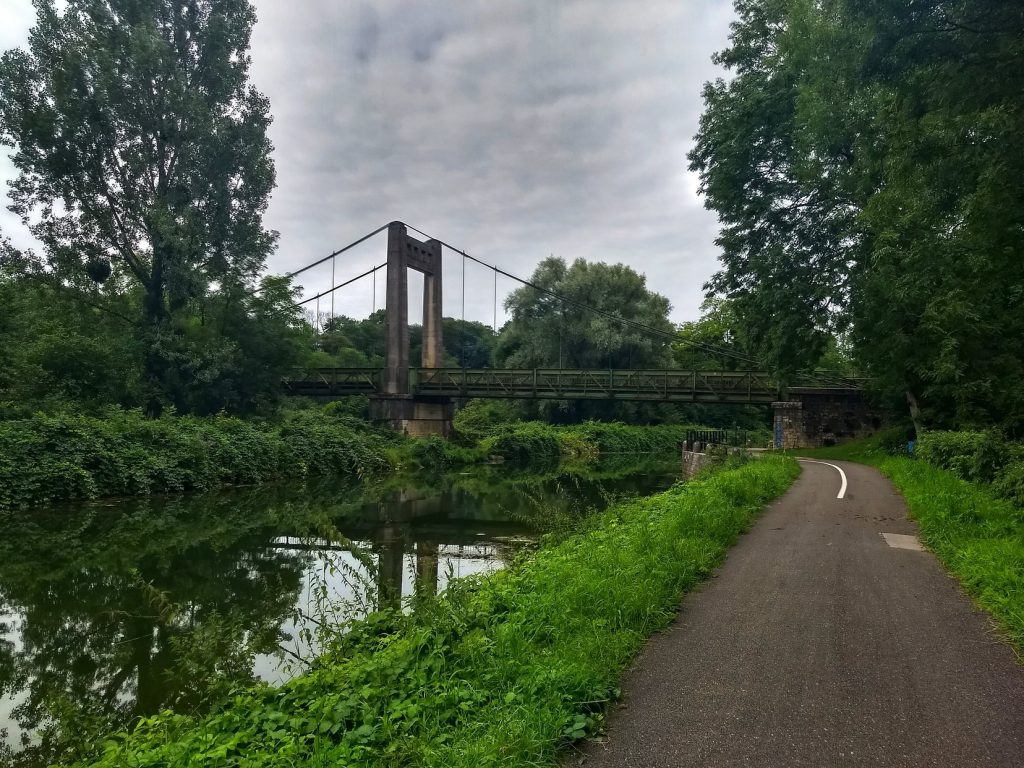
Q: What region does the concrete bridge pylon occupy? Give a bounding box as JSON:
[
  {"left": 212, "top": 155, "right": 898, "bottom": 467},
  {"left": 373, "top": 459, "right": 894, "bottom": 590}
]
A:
[{"left": 370, "top": 221, "right": 455, "bottom": 436}]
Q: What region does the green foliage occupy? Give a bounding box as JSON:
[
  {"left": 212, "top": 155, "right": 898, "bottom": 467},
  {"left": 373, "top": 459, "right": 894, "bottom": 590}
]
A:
[
  {"left": 690, "top": 0, "right": 1024, "bottom": 427},
  {"left": 673, "top": 297, "right": 758, "bottom": 371},
  {"left": 0, "top": 0, "right": 295, "bottom": 414},
  {"left": 0, "top": 408, "right": 393, "bottom": 511},
  {"left": 452, "top": 399, "right": 521, "bottom": 442},
  {"left": 405, "top": 435, "right": 485, "bottom": 471},
  {"left": 993, "top": 463, "right": 1024, "bottom": 509},
  {"left": 73, "top": 456, "right": 800, "bottom": 768},
  {"left": 494, "top": 256, "right": 674, "bottom": 423},
  {"left": 479, "top": 422, "right": 690, "bottom": 467},
  {"left": 915, "top": 431, "right": 991, "bottom": 480},
  {"left": 915, "top": 430, "right": 1024, "bottom": 484},
  {"left": 497, "top": 257, "right": 672, "bottom": 371},
  {"left": 315, "top": 313, "right": 498, "bottom": 370}
]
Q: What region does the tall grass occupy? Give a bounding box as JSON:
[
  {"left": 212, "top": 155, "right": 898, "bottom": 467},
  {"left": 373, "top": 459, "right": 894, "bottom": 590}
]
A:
[{"left": 75, "top": 455, "right": 800, "bottom": 768}]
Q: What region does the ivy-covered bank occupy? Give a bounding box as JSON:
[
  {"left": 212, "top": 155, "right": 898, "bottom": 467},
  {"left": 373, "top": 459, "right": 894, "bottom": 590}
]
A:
[
  {"left": 74, "top": 454, "right": 799, "bottom": 768},
  {"left": 0, "top": 408, "right": 395, "bottom": 511},
  {"left": 0, "top": 406, "right": 704, "bottom": 511}
]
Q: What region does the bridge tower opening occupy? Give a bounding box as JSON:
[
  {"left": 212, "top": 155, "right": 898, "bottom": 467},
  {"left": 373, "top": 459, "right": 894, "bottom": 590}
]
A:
[{"left": 370, "top": 222, "right": 455, "bottom": 436}]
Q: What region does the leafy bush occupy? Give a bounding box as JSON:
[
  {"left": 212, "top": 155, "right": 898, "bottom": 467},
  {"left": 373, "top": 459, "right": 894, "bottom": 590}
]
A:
[
  {"left": 915, "top": 430, "right": 1024, "bottom": 507},
  {"left": 878, "top": 425, "right": 916, "bottom": 455},
  {"left": 0, "top": 409, "right": 393, "bottom": 511},
  {"left": 915, "top": 430, "right": 989, "bottom": 478},
  {"left": 452, "top": 399, "right": 521, "bottom": 442},
  {"left": 406, "top": 435, "right": 485, "bottom": 471},
  {"left": 75, "top": 456, "right": 800, "bottom": 768},
  {"left": 482, "top": 422, "right": 565, "bottom": 464},
  {"left": 480, "top": 422, "right": 689, "bottom": 466},
  {"left": 993, "top": 462, "right": 1024, "bottom": 508}
]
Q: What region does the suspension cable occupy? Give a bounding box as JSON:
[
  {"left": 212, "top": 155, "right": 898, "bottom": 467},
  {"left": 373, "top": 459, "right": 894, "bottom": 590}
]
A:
[
  {"left": 250, "top": 224, "right": 389, "bottom": 296},
  {"left": 275, "top": 220, "right": 855, "bottom": 387},
  {"left": 403, "top": 223, "right": 763, "bottom": 367},
  {"left": 296, "top": 264, "right": 386, "bottom": 307}
]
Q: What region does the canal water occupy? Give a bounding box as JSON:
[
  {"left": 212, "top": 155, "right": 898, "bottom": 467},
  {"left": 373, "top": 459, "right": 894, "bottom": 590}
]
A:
[{"left": 0, "top": 456, "right": 681, "bottom": 766}]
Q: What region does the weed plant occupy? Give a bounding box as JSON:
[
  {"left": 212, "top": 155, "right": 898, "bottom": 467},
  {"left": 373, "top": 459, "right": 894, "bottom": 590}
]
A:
[{"left": 75, "top": 456, "right": 799, "bottom": 768}]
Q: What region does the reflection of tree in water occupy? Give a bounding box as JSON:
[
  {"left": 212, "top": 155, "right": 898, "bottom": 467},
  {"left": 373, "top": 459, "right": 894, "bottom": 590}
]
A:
[
  {"left": 0, "top": 457, "right": 681, "bottom": 767},
  {"left": 0, "top": 487, "right": 341, "bottom": 768}
]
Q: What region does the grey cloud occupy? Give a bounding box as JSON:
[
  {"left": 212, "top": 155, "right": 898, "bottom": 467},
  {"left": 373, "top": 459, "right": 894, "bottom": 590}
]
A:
[{"left": 1, "top": 0, "right": 736, "bottom": 325}]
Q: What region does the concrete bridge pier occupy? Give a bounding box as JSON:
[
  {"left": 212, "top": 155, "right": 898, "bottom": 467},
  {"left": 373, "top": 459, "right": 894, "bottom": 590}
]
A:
[
  {"left": 371, "top": 221, "right": 454, "bottom": 436},
  {"left": 773, "top": 393, "right": 883, "bottom": 449}
]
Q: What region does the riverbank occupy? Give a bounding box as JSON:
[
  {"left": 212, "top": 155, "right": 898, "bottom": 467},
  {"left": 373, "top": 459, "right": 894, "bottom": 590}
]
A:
[
  {"left": 72, "top": 454, "right": 799, "bottom": 768},
  {"left": 794, "top": 437, "right": 1024, "bottom": 653},
  {"left": 0, "top": 407, "right": 703, "bottom": 512},
  {"left": 0, "top": 408, "right": 395, "bottom": 511}
]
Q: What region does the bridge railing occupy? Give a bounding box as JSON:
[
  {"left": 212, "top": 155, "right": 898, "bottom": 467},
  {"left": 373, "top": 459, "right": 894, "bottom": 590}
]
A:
[
  {"left": 282, "top": 367, "right": 383, "bottom": 397},
  {"left": 281, "top": 367, "right": 864, "bottom": 403},
  {"left": 684, "top": 428, "right": 748, "bottom": 451},
  {"left": 414, "top": 368, "right": 780, "bottom": 403}
]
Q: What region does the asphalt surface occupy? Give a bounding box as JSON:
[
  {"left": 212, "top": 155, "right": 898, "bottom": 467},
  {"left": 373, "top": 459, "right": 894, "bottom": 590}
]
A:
[{"left": 575, "top": 459, "right": 1024, "bottom": 767}]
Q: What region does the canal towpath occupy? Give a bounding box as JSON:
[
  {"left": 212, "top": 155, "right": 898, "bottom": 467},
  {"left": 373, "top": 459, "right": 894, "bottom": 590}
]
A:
[{"left": 576, "top": 459, "right": 1024, "bottom": 767}]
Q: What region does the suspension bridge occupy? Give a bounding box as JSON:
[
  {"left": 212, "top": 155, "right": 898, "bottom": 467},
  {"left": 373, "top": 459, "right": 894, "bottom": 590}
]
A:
[{"left": 276, "top": 221, "right": 871, "bottom": 446}]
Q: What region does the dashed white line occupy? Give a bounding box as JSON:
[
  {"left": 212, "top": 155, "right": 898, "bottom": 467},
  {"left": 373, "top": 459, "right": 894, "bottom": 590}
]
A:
[{"left": 798, "top": 459, "right": 848, "bottom": 499}]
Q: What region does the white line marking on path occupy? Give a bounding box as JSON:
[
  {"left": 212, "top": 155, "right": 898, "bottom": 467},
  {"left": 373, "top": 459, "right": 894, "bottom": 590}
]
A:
[
  {"left": 881, "top": 532, "right": 924, "bottom": 551},
  {"left": 798, "top": 459, "right": 848, "bottom": 499}
]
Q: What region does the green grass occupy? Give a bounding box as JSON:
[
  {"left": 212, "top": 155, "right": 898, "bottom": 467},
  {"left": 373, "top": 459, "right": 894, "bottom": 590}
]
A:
[
  {"left": 75, "top": 455, "right": 800, "bottom": 768},
  {"left": 791, "top": 437, "right": 1024, "bottom": 654}
]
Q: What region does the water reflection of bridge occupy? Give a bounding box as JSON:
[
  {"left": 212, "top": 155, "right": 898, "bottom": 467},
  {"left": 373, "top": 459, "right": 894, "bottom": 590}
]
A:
[{"left": 272, "top": 489, "right": 537, "bottom": 609}]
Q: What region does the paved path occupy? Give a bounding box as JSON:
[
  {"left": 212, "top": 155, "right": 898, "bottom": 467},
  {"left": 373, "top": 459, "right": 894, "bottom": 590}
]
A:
[{"left": 576, "top": 460, "right": 1024, "bottom": 767}]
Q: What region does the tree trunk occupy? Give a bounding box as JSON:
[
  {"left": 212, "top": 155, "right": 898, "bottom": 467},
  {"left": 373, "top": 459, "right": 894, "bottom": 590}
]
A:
[
  {"left": 143, "top": 254, "right": 167, "bottom": 418},
  {"left": 905, "top": 388, "right": 923, "bottom": 438}
]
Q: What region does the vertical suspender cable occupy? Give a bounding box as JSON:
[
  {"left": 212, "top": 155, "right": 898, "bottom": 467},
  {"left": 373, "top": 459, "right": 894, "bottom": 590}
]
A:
[
  {"left": 493, "top": 267, "right": 497, "bottom": 332},
  {"left": 331, "top": 255, "right": 335, "bottom": 322},
  {"left": 372, "top": 267, "right": 376, "bottom": 314},
  {"left": 461, "top": 252, "right": 466, "bottom": 367},
  {"left": 315, "top": 295, "right": 320, "bottom": 337}
]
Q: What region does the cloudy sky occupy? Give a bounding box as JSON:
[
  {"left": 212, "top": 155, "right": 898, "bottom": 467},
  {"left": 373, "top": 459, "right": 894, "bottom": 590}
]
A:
[{"left": 0, "top": 1, "right": 736, "bottom": 325}]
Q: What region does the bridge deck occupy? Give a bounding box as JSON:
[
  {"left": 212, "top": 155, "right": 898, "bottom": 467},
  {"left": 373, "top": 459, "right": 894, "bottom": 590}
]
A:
[{"left": 283, "top": 368, "right": 862, "bottom": 404}]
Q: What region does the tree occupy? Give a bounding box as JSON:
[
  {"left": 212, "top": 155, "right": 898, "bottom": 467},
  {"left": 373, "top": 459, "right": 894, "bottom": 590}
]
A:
[
  {"left": 689, "top": 0, "right": 1024, "bottom": 432},
  {"left": 673, "top": 297, "right": 757, "bottom": 371},
  {"left": 0, "top": 0, "right": 276, "bottom": 414},
  {"left": 496, "top": 257, "right": 673, "bottom": 370},
  {"left": 494, "top": 257, "right": 674, "bottom": 422}
]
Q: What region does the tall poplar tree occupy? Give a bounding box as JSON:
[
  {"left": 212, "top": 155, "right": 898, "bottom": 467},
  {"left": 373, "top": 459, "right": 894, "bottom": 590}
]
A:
[{"left": 0, "top": 0, "right": 277, "bottom": 413}]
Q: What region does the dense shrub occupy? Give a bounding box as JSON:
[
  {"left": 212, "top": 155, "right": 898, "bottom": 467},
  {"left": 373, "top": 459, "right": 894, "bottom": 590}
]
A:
[
  {"left": 993, "top": 462, "right": 1024, "bottom": 508},
  {"left": 452, "top": 399, "right": 520, "bottom": 442},
  {"left": 877, "top": 425, "right": 916, "bottom": 455},
  {"left": 482, "top": 422, "right": 567, "bottom": 464},
  {"left": 76, "top": 456, "right": 800, "bottom": 768},
  {"left": 480, "top": 422, "right": 689, "bottom": 466},
  {"left": 915, "top": 430, "right": 989, "bottom": 478},
  {"left": 406, "top": 435, "right": 485, "bottom": 470},
  {"left": 915, "top": 430, "right": 1024, "bottom": 507},
  {"left": 0, "top": 409, "right": 393, "bottom": 511}
]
